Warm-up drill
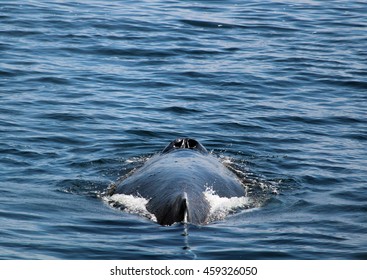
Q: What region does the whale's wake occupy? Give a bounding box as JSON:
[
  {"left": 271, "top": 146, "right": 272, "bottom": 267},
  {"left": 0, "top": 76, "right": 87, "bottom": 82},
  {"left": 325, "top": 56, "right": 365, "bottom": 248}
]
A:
[{"left": 104, "top": 186, "right": 252, "bottom": 225}]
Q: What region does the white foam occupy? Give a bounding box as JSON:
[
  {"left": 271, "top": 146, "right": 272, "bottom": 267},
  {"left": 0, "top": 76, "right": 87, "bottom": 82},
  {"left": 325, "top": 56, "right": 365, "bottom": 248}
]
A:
[
  {"left": 104, "top": 194, "right": 157, "bottom": 222},
  {"left": 219, "top": 155, "right": 233, "bottom": 165},
  {"left": 204, "top": 187, "right": 251, "bottom": 222},
  {"left": 125, "top": 155, "right": 151, "bottom": 164}
]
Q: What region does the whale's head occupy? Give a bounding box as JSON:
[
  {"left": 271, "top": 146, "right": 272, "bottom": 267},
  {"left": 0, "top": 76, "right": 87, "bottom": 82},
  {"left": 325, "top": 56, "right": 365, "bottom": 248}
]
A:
[{"left": 161, "top": 138, "right": 208, "bottom": 155}]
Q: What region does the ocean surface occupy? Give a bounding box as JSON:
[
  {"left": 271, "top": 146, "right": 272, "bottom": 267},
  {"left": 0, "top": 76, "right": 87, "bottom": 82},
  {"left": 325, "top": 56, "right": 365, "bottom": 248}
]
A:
[{"left": 1, "top": 0, "right": 366, "bottom": 260}]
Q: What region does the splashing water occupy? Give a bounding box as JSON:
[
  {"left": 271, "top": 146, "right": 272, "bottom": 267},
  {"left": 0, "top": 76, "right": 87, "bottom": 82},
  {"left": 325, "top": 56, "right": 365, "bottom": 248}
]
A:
[
  {"left": 204, "top": 187, "right": 251, "bottom": 222},
  {"left": 104, "top": 193, "right": 157, "bottom": 222}
]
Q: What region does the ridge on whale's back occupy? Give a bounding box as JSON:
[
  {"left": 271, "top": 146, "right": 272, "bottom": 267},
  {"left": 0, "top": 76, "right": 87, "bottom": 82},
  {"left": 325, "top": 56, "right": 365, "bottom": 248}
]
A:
[{"left": 107, "top": 138, "right": 249, "bottom": 225}]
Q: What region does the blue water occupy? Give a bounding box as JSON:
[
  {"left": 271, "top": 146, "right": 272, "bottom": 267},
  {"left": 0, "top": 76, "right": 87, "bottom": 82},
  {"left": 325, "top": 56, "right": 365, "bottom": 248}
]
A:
[{"left": 1, "top": 0, "right": 366, "bottom": 259}]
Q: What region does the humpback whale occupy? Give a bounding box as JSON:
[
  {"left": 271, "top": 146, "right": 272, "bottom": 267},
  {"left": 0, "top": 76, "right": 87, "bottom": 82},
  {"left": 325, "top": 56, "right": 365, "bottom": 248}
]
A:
[{"left": 108, "top": 138, "right": 247, "bottom": 225}]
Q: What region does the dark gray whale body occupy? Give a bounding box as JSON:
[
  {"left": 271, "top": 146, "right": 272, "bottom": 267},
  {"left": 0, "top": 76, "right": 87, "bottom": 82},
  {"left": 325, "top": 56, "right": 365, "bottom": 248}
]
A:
[{"left": 111, "top": 138, "right": 246, "bottom": 226}]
